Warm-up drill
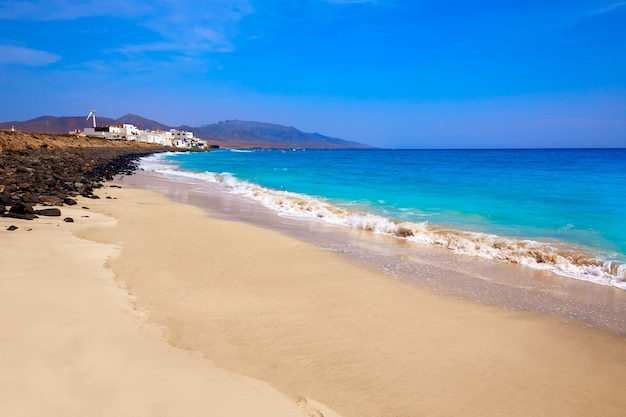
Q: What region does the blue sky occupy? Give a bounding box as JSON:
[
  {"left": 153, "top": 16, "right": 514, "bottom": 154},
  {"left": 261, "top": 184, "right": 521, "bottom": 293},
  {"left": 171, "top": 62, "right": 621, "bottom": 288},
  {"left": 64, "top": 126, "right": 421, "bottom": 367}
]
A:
[{"left": 1, "top": 0, "right": 625, "bottom": 148}]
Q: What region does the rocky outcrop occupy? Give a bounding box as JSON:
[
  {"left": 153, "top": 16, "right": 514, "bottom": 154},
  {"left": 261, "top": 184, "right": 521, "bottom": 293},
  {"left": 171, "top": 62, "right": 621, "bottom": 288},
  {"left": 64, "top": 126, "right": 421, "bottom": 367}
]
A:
[{"left": 0, "top": 131, "right": 168, "bottom": 220}]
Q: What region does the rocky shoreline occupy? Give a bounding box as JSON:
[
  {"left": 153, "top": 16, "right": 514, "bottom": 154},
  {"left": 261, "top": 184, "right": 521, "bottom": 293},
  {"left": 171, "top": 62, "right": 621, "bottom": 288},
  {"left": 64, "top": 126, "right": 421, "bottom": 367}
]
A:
[{"left": 1, "top": 131, "right": 169, "bottom": 220}]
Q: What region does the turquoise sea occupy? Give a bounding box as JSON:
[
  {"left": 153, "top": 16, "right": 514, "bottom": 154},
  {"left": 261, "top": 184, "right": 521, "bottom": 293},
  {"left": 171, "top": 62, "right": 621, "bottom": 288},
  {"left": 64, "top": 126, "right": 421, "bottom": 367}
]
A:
[{"left": 140, "top": 148, "right": 626, "bottom": 289}]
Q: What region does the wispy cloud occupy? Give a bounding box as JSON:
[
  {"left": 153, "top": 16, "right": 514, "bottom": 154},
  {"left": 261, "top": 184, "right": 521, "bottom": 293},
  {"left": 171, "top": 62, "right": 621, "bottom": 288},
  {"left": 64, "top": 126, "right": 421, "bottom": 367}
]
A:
[
  {"left": 0, "top": 0, "right": 150, "bottom": 20},
  {"left": 588, "top": 1, "right": 626, "bottom": 16},
  {"left": 128, "top": 1, "right": 253, "bottom": 55},
  {"left": 0, "top": 44, "right": 60, "bottom": 65},
  {"left": 542, "top": 0, "right": 626, "bottom": 38},
  {"left": 0, "top": 0, "right": 254, "bottom": 55}
]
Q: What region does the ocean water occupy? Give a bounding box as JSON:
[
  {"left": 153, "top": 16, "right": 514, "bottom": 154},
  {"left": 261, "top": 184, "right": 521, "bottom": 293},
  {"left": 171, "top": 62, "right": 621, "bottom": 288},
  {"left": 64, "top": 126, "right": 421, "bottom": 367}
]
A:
[{"left": 140, "top": 148, "right": 626, "bottom": 290}]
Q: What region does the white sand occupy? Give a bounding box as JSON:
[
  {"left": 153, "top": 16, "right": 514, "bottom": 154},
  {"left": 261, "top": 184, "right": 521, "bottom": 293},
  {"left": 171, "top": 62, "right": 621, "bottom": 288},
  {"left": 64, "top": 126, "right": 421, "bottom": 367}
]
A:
[
  {"left": 0, "top": 206, "right": 340, "bottom": 417},
  {"left": 4, "top": 183, "right": 626, "bottom": 417}
]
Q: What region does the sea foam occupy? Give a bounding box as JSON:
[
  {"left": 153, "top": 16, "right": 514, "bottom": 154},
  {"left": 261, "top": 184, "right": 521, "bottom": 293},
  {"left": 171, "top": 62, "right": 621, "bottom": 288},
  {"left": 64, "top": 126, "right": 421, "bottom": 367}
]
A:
[{"left": 139, "top": 154, "right": 626, "bottom": 290}]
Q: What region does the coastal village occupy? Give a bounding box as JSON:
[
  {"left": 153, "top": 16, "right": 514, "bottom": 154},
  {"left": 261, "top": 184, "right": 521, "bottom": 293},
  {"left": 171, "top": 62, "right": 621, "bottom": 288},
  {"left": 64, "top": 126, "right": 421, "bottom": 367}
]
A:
[
  {"left": 78, "top": 124, "right": 205, "bottom": 149},
  {"left": 71, "top": 110, "right": 206, "bottom": 149}
]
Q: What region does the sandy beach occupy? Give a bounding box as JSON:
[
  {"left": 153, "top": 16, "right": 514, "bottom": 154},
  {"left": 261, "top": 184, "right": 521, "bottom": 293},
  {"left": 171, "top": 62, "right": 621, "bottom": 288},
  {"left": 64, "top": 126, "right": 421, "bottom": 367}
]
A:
[
  {"left": 3, "top": 179, "right": 626, "bottom": 417},
  {"left": 0, "top": 200, "right": 340, "bottom": 417}
]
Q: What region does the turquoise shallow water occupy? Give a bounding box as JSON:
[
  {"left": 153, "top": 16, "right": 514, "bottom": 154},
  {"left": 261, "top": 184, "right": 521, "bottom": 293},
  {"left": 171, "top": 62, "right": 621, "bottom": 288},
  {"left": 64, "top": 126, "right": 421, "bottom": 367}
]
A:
[{"left": 141, "top": 148, "right": 626, "bottom": 288}]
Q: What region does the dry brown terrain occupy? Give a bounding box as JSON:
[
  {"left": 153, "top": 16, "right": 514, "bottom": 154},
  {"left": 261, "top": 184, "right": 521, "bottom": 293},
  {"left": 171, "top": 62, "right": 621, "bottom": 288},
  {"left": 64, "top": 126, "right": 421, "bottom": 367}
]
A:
[{"left": 0, "top": 130, "right": 166, "bottom": 151}]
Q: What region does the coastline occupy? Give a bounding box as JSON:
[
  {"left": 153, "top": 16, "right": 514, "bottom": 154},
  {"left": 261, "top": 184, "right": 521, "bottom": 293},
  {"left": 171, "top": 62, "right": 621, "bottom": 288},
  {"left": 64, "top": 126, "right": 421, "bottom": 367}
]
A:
[
  {"left": 121, "top": 170, "right": 626, "bottom": 336},
  {"left": 3, "top": 132, "right": 626, "bottom": 416},
  {"left": 67, "top": 178, "right": 626, "bottom": 416}
]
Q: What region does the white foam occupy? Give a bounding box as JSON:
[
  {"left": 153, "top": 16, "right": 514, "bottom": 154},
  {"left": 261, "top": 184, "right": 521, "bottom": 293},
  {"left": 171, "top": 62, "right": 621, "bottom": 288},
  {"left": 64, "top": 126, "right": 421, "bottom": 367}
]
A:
[
  {"left": 229, "top": 149, "right": 255, "bottom": 153},
  {"left": 138, "top": 155, "right": 626, "bottom": 290}
]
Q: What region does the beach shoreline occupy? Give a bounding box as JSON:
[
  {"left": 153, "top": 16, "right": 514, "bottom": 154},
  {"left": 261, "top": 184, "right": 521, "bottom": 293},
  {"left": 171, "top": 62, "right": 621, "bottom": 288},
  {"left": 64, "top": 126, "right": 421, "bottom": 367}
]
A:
[
  {"left": 120, "top": 170, "right": 626, "bottom": 336},
  {"left": 77, "top": 178, "right": 626, "bottom": 415},
  {"left": 3, "top": 161, "right": 626, "bottom": 416}
]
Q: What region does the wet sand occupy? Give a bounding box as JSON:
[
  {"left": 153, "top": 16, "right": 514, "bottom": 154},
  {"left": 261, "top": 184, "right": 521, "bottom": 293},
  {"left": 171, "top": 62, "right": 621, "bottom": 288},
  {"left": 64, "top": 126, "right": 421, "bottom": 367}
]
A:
[{"left": 74, "top": 177, "right": 626, "bottom": 417}]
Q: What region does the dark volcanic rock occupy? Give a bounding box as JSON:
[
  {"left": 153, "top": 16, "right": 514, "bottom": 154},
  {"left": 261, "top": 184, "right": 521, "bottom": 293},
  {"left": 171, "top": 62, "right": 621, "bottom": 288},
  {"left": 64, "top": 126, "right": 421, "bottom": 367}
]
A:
[
  {"left": 22, "top": 192, "right": 40, "bottom": 204},
  {"left": 39, "top": 196, "right": 63, "bottom": 206},
  {"left": 4, "top": 212, "right": 37, "bottom": 220},
  {"left": 0, "top": 140, "right": 167, "bottom": 220},
  {"left": 4, "top": 202, "right": 37, "bottom": 219},
  {"left": 7, "top": 225, "right": 18, "bottom": 231},
  {"left": 63, "top": 217, "right": 74, "bottom": 223},
  {"left": 9, "top": 202, "right": 34, "bottom": 215},
  {"left": 36, "top": 208, "right": 62, "bottom": 217}
]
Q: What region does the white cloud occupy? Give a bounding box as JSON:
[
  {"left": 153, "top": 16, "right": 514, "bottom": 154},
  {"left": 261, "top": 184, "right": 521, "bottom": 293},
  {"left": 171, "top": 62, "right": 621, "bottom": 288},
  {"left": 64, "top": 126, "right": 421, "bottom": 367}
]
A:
[{"left": 0, "top": 44, "right": 60, "bottom": 65}]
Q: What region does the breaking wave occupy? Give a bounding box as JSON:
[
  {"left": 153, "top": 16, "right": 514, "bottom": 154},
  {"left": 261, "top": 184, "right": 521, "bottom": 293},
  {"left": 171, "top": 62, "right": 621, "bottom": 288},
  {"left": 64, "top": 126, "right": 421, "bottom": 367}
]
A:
[{"left": 139, "top": 154, "right": 626, "bottom": 290}]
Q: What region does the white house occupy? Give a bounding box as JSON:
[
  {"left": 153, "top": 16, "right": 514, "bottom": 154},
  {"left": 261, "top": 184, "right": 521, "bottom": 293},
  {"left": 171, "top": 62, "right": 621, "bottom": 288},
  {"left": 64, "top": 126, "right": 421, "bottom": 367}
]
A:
[
  {"left": 119, "top": 124, "right": 141, "bottom": 139},
  {"left": 170, "top": 129, "right": 195, "bottom": 147},
  {"left": 137, "top": 130, "right": 173, "bottom": 147},
  {"left": 83, "top": 125, "right": 123, "bottom": 139}
]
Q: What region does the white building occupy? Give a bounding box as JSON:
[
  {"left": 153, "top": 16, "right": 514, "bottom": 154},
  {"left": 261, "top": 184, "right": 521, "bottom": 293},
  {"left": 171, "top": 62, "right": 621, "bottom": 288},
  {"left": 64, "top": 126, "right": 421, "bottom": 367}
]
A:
[
  {"left": 83, "top": 123, "right": 140, "bottom": 140},
  {"left": 137, "top": 130, "right": 173, "bottom": 147},
  {"left": 119, "top": 124, "right": 141, "bottom": 139},
  {"left": 83, "top": 125, "right": 123, "bottom": 139},
  {"left": 82, "top": 123, "right": 200, "bottom": 148},
  {"left": 170, "top": 129, "right": 195, "bottom": 147}
]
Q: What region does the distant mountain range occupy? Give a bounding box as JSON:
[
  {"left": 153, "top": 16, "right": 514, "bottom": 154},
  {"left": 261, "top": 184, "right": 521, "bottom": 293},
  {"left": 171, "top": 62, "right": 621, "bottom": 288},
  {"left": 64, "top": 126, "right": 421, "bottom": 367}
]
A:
[{"left": 0, "top": 114, "right": 371, "bottom": 149}]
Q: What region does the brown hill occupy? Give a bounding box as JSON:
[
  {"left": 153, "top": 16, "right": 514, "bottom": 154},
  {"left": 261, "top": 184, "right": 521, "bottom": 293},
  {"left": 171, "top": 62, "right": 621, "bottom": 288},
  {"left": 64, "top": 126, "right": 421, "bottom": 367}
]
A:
[
  {"left": 193, "top": 120, "right": 371, "bottom": 149},
  {"left": 0, "top": 115, "right": 169, "bottom": 135},
  {"left": 0, "top": 116, "right": 117, "bottom": 135},
  {"left": 115, "top": 114, "right": 171, "bottom": 131}
]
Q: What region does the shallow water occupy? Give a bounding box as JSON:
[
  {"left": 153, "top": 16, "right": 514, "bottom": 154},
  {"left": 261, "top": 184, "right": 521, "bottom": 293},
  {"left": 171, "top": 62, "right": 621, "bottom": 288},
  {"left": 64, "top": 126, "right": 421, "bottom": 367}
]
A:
[{"left": 142, "top": 149, "right": 626, "bottom": 289}]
